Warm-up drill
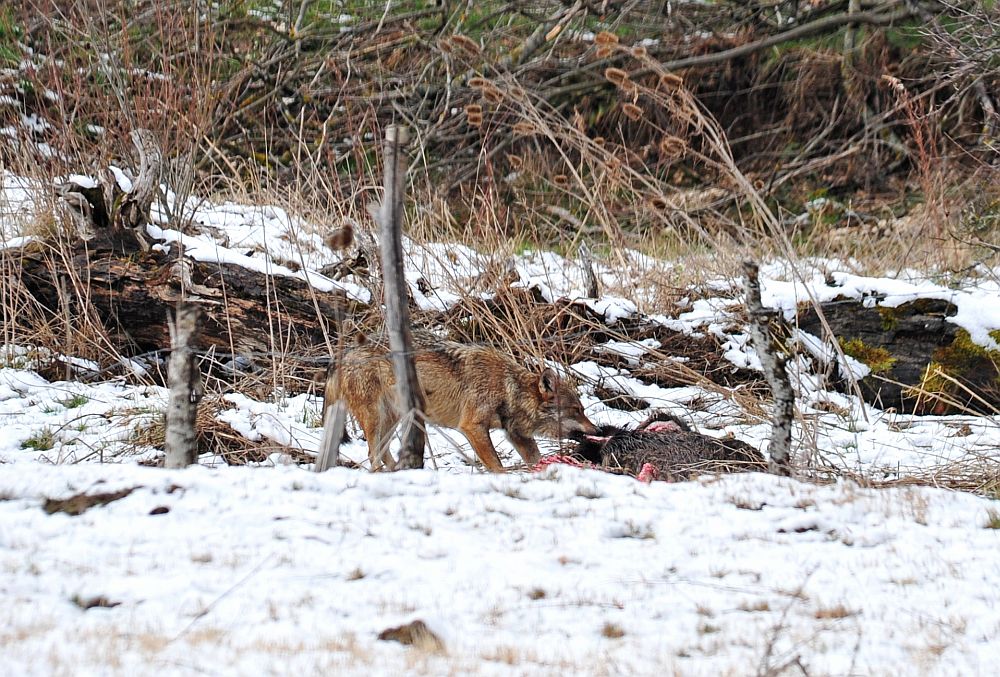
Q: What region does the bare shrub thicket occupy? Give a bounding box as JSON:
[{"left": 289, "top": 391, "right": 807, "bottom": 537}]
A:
[{"left": 4, "top": 1, "right": 997, "bottom": 253}]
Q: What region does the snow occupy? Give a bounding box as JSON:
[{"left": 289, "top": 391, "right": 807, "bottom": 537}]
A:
[
  {"left": 640, "top": 262, "right": 1000, "bottom": 366},
  {"left": 147, "top": 222, "right": 371, "bottom": 304},
  {"left": 20, "top": 112, "right": 50, "bottom": 133},
  {"left": 1, "top": 172, "right": 42, "bottom": 239},
  {"left": 2, "top": 464, "right": 999, "bottom": 675},
  {"left": 108, "top": 164, "right": 134, "bottom": 193},
  {"left": 1, "top": 172, "right": 1000, "bottom": 673},
  {"left": 66, "top": 173, "right": 98, "bottom": 189},
  {"left": 593, "top": 339, "right": 661, "bottom": 366}
]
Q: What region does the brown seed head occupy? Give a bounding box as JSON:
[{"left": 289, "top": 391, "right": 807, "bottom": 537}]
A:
[
  {"left": 553, "top": 174, "right": 569, "bottom": 186},
  {"left": 482, "top": 87, "right": 503, "bottom": 105},
  {"left": 468, "top": 76, "right": 488, "bottom": 90},
  {"left": 513, "top": 121, "right": 536, "bottom": 136},
  {"left": 658, "top": 135, "right": 686, "bottom": 158},
  {"left": 595, "top": 31, "right": 619, "bottom": 45},
  {"left": 325, "top": 223, "right": 355, "bottom": 250},
  {"left": 595, "top": 45, "right": 613, "bottom": 59},
  {"left": 465, "top": 104, "right": 483, "bottom": 127},
  {"left": 604, "top": 67, "right": 629, "bottom": 87},
  {"left": 631, "top": 45, "right": 647, "bottom": 59},
  {"left": 659, "top": 72, "right": 684, "bottom": 90},
  {"left": 622, "top": 103, "right": 644, "bottom": 121},
  {"left": 450, "top": 34, "right": 481, "bottom": 55}
]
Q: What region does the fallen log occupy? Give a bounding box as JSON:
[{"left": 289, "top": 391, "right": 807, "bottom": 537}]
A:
[
  {"left": 798, "top": 297, "right": 1000, "bottom": 415},
  {"left": 8, "top": 242, "right": 353, "bottom": 364},
  {"left": 10, "top": 129, "right": 353, "bottom": 373}
]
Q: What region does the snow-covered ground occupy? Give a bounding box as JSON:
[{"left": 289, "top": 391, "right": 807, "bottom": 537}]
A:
[
  {"left": 2, "top": 172, "right": 1000, "bottom": 674},
  {"left": 3, "top": 463, "right": 1000, "bottom": 675}
]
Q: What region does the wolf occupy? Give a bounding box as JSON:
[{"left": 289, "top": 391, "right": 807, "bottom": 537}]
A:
[{"left": 324, "top": 333, "right": 599, "bottom": 472}]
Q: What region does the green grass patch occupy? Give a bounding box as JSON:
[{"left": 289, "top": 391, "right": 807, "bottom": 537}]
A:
[
  {"left": 60, "top": 394, "right": 89, "bottom": 409},
  {"left": 883, "top": 22, "right": 925, "bottom": 51},
  {"left": 21, "top": 428, "right": 56, "bottom": 452},
  {"left": 0, "top": 7, "right": 22, "bottom": 67}
]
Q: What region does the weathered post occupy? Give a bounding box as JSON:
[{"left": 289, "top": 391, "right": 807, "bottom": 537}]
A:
[
  {"left": 314, "top": 399, "right": 346, "bottom": 472},
  {"left": 578, "top": 244, "right": 600, "bottom": 298},
  {"left": 376, "top": 125, "right": 426, "bottom": 470},
  {"left": 164, "top": 303, "right": 203, "bottom": 468},
  {"left": 743, "top": 260, "right": 793, "bottom": 476}
]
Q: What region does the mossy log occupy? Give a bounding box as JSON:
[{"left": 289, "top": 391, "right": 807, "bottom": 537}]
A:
[{"left": 799, "top": 298, "right": 1000, "bottom": 415}]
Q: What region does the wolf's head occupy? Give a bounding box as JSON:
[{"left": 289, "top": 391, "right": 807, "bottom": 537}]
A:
[
  {"left": 566, "top": 424, "right": 623, "bottom": 464},
  {"left": 534, "top": 368, "right": 600, "bottom": 439}
]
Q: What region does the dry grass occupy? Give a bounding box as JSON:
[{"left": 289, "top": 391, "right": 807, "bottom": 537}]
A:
[
  {"left": 828, "top": 457, "right": 1000, "bottom": 497},
  {"left": 129, "top": 397, "right": 309, "bottom": 466},
  {"left": 813, "top": 604, "right": 856, "bottom": 620},
  {"left": 600, "top": 622, "right": 626, "bottom": 639}
]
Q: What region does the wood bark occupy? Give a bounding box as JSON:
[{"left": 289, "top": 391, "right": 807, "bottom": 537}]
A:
[
  {"left": 118, "top": 129, "right": 162, "bottom": 232},
  {"left": 797, "top": 297, "right": 999, "bottom": 415},
  {"left": 315, "top": 400, "right": 346, "bottom": 472},
  {"left": 7, "top": 245, "right": 352, "bottom": 370},
  {"left": 578, "top": 244, "right": 600, "bottom": 298},
  {"left": 743, "top": 260, "right": 794, "bottom": 476},
  {"left": 165, "top": 304, "right": 202, "bottom": 468},
  {"left": 56, "top": 128, "right": 163, "bottom": 251},
  {"left": 843, "top": 0, "right": 862, "bottom": 63},
  {"left": 376, "top": 124, "right": 426, "bottom": 471}
]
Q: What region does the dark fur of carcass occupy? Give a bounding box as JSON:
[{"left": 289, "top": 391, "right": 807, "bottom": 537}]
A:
[{"left": 571, "top": 412, "right": 766, "bottom": 479}]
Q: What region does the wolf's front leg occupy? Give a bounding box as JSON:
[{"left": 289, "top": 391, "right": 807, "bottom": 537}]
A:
[{"left": 506, "top": 430, "right": 541, "bottom": 466}]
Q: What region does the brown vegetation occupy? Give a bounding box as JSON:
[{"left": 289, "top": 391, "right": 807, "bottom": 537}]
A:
[{"left": 0, "top": 1, "right": 997, "bottom": 482}]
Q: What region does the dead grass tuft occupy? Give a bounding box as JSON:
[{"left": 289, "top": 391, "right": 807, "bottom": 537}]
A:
[
  {"left": 601, "top": 622, "right": 625, "bottom": 638},
  {"left": 43, "top": 487, "right": 137, "bottom": 516},
  {"left": 130, "top": 398, "right": 307, "bottom": 466},
  {"left": 813, "top": 604, "right": 856, "bottom": 620}
]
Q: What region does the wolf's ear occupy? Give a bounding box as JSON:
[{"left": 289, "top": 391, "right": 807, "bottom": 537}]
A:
[{"left": 538, "top": 367, "right": 560, "bottom": 398}]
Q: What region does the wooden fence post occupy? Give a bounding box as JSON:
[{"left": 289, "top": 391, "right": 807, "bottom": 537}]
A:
[
  {"left": 164, "top": 303, "right": 203, "bottom": 468},
  {"left": 743, "top": 260, "right": 794, "bottom": 476},
  {"left": 376, "top": 124, "right": 426, "bottom": 470},
  {"left": 314, "top": 400, "right": 346, "bottom": 472}
]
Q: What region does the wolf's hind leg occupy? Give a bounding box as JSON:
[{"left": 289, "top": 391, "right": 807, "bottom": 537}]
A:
[{"left": 370, "top": 399, "right": 400, "bottom": 471}]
